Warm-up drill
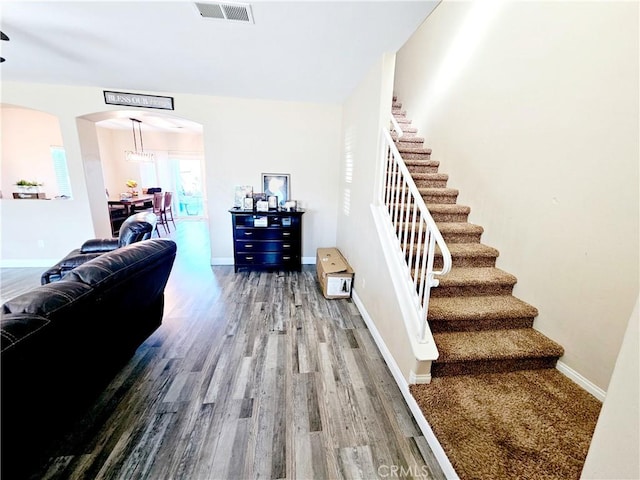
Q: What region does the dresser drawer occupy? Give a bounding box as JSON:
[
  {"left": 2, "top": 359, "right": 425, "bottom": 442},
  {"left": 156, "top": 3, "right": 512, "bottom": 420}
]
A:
[
  {"left": 235, "top": 227, "right": 295, "bottom": 241},
  {"left": 233, "top": 214, "right": 300, "bottom": 228},
  {"left": 236, "top": 252, "right": 300, "bottom": 266},
  {"left": 236, "top": 239, "right": 298, "bottom": 253}
]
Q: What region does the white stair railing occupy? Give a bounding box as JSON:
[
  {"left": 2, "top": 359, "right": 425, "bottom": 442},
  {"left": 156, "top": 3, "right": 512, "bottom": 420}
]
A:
[{"left": 379, "top": 116, "right": 452, "bottom": 342}]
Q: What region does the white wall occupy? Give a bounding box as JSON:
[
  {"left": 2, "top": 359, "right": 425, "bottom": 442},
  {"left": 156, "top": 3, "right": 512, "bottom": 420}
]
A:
[
  {"left": 337, "top": 54, "right": 422, "bottom": 379},
  {"left": 1, "top": 82, "right": 342, "bottom": 266},
  {"left": 201, "top": 96, "right": 341, "bottom": 264},
  {"left": 394, "top": 1, "right": 639, "bottom": 391}
]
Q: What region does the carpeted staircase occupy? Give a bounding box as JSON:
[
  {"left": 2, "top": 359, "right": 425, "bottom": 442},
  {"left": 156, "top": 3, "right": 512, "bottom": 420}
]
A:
[
  {"left": 391, "top": 97, "right": 565, "bottom": 378},
  {"left": 391, "top": 97, "right": 602, "bottom": 480}
]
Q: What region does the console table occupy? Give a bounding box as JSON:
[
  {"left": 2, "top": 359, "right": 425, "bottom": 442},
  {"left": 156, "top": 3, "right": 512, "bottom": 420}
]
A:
[{"left": 229, "top": 209, "right": 304, "bottom": 272}]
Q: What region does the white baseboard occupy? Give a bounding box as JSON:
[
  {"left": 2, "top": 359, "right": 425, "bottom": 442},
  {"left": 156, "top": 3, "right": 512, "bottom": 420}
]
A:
[
  {"left": 409, "top": 370, "right": 432, "bottom": 384},
  {"left": 210, "top": 257, "right": 234, "bottom": 265},
  {"left": 556, "top": 361, "right": 606, "bottom": 402},
  {"left": 351, "top": 289, "right": 459, "bottom": 479},
  {"left": 0, "top": 259, "right": 59, "bottom": 268}
]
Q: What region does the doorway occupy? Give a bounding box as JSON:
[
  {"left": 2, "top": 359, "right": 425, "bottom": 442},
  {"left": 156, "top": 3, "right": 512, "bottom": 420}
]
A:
[{"left": 172, "top": 155, "right": 206, "bottom": 219}]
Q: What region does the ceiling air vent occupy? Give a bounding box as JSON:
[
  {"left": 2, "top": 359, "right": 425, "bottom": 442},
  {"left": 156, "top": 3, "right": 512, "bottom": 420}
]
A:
[{"left": 194, "top": 2, "right": 254, "bottom": 24}]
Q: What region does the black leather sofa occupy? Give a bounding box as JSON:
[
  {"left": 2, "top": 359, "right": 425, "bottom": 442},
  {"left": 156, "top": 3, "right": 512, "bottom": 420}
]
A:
[
  {"left": 0, "top": 238, "right": 177, "bottom": 478},
  {"left": 41, "top": 211, "right": 157, "bottom": 284}
]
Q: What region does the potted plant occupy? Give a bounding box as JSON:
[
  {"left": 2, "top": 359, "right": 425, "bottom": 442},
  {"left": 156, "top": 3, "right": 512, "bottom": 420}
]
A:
[{"left": 15, "top": 180, "right": 43, "bottom": 193}]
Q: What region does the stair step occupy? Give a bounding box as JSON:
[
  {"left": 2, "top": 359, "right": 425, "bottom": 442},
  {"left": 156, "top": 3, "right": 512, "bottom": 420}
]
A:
[
  {"left": 435, "top": 243, "right": 499, "bottom": 268},
  {"left": 427, "top": 204, "right": 470, "bottom": 223},
  {"left": 396, "top": 221, "right": 484, "bottom": 247},
  {"left": 394, "top": 135, "right": 425, "bottom": 145},
  {"left": 405, "top": 242, "right": 498, "bottom": 270},
  {"left": 412, "top": 173, "right": 448, "bottom": 188},
  {"left": 392, "top": 109, "right": 406, "bottom": 117},
  {"left": 436, "top": 222, "right": 483, "bottom": 243},
  {"left": 433, "top": 267, "right": 517, "bottom": 297},
  {"left": 431, "top": 328, "right": 565, "bottom": 377},
  {"left": 397, "top": 146, "right": 432, "bottom": 160},
  {"left": 391, "top": 127, "right": 418, "bottom": 138},
  {"left": 420, "top": 187, "right": 458, "bottom": 204},
  {"left": 395, "top": 117, "right": 412, "bottom": 125},
  {"left": 405, "top": 159, "right": 439, "bottom": 174},
  {"left": 428, "top": 295, "right": 537, "bottom": 332}
]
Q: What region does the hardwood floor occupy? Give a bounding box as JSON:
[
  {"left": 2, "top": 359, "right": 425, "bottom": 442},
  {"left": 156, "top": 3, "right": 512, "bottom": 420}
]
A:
[{"left": 1, "top": 220, "right": 445, "bottom": 480}]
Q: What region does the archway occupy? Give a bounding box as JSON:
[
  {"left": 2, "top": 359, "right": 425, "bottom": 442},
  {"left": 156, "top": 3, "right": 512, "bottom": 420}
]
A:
[
  {"left": 76, "top": 109, "right": 206, "bottom": 237},
  {"left": 1, "top": 104, "right": 70, "bottom": 200}
]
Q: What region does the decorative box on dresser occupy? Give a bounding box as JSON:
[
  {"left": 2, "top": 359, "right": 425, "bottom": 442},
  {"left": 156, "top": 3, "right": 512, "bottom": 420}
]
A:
[{"left": 229, "top": 208, "right": 304, "bottom": 272}]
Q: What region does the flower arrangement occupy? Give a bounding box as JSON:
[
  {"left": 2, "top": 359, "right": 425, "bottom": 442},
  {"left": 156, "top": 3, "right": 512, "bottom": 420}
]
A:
[{"left": 125, "top": 179, "right": 139, "bottom": 197}]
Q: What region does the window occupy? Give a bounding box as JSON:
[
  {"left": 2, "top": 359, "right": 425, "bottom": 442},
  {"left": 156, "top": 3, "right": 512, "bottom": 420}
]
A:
[
  {"left": 50, "top": 146, "right": 72, "bottom": 198},
  {"left": 139, "top": 161, "right": 158, "bottom": 188}
]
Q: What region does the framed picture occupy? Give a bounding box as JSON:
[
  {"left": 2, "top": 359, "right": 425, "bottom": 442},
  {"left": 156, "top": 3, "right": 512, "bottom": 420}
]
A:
[
  {"left": 252, "top": 192, "right": 267, "bottom": 202},
  {"left": 262, "top": 173, "right": 290, "bottom": 207},
  {"left": 234, "top": 185, "right": 253, "bottom": 208}
]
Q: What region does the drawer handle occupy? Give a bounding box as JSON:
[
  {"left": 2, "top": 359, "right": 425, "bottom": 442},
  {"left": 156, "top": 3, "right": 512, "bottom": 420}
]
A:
[
  {"left": 283, "top": 244, "right": 291, "bottom": 248},
  {"left": 282, "top": 232, "right": 291, "bottom": 237},
  {"left": 283, "top": 256, "right": 291, "bottom": 260},
  {"left": 244, "top": 232, "right": 253, "bottom": 236},
  {"left": 245, "top": 244, "right": 254, "bottom": 248},
  {"left": 245, "top": 256, "right": 254, "bottom": 260}
]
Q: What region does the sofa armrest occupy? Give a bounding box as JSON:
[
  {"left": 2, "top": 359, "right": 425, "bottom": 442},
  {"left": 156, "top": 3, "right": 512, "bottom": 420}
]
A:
[
  {"left": 41, "top": 248, "right": 103, "bottom": 284},
  {"left": 1, "top": 313, "right": 51, "bottom": 354},
  {"left": 41, "top": 267, "right": 63, "bottom": 285},
  {"left": 80, "top": 238, "right": 119, "bottom": 253}
]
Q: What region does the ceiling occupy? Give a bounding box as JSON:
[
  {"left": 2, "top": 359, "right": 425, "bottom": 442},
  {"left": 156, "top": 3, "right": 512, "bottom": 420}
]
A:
[{"left": 0, "top": 1, "right": 439, "bottom": 131}]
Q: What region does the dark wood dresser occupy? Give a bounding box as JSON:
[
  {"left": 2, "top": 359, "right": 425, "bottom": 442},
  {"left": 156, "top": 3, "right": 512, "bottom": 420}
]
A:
[{"left": 229, "top": 209, "right": 304, "bottom": 272}]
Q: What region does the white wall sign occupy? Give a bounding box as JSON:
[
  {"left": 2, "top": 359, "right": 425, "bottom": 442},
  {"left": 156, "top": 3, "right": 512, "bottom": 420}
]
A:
[{"left": 103, "top": 91, "right": 174, "bottom": 110}]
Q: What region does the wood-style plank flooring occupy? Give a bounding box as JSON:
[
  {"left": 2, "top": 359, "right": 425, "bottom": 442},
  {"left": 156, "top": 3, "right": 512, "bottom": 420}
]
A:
[{"left": 1, "top": 220, "right": 444, "bottom": 480}]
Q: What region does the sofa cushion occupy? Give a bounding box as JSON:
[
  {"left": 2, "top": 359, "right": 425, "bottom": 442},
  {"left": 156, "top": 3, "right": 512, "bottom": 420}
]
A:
[
  {"left": 2, "top": 281, "right": 93, "bottom": 317},
  {"left": 58, "top": 249, "right": 103, "bottom": 268},
  {"left": 64, "top": 238, "right": 176, "bottom": 290},
  {"left": 80, "top": 238, "right": 119, "bottom": 253},
  {"left": 63, "top": 239, "right": 177, "bottom": 323}
]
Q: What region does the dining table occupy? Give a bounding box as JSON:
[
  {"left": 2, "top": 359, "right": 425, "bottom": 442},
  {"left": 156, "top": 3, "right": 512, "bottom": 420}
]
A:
[{"left": 108, "top": 194, "right": 155, "bottom": 217}]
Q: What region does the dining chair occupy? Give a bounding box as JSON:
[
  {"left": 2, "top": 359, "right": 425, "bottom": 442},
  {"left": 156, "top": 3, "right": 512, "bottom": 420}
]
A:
[
  {"left": 152, "top": 191, "right": 169, "bottom": 235},
  {"left": 163, "top": 191, "right": 177, "bottom": 231}
]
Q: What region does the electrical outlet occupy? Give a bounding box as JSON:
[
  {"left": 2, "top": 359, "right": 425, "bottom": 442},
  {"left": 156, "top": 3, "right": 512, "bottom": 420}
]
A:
[
  {"left": 37, "top": 239, "right": 44, "bottom": 248},
  {"left": 361, "top": 278, "right": 366, "bottom": 290}
]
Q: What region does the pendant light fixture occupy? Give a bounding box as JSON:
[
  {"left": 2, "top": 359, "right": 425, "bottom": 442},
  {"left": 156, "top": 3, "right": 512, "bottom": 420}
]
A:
[{"left": 125, "top": 118, "right": 155, "bottom": 162}]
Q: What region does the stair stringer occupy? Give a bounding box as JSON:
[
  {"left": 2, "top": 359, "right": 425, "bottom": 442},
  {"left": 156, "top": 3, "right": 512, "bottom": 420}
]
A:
[{"left": 371, "top": 202, "right": 439, "bottom": 384}]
